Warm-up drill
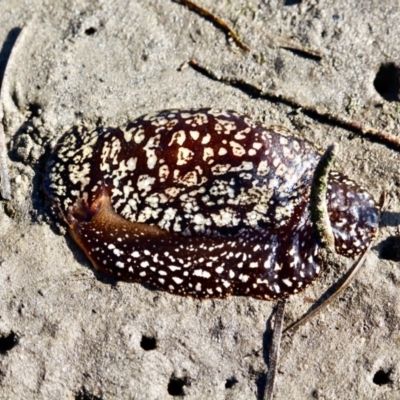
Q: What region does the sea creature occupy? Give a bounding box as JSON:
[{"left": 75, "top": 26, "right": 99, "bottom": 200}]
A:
[{"left": 43, "top": 108, "right": 379, "bottom": 300}]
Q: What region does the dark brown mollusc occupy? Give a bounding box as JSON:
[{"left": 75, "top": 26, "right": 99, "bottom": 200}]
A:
[{"left": 44, "top": 109, "right": 379, "bottom": 300}]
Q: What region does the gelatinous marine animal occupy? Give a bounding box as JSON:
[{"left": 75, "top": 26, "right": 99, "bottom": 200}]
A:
[{"left": 44, "top": 108, "right": 379, "bottom": 300}]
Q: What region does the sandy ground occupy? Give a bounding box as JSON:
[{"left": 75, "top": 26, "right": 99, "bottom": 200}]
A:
[{"left": 1, "top": 1, "right": 400, "bottom": 399}]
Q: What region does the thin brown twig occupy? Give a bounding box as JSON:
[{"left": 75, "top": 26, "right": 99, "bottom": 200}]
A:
[
  {"left": 0, "top": 134, "right": 8, "bottom": 200},
  {"left": 0, "top": 93, "right": 10, "bottom": 200},
  {"left": 0, "top": 24, "right": 29, "bottom": 200},
  {"left": 264, "top": 300, "right": 285, "bottom": 400},
  {"left": 188, "top": 59, "right": 400, "bottom": 151},
  {"left": 266, "top": 33, "right": 323, "bottom": 61},
  {"left": 279, "top": 44, "right": 322, "bottom": 61},
  {"left": 172, "top": 0, "right": 250, "bottom": 52}
]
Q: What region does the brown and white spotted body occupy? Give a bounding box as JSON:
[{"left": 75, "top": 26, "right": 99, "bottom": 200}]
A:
[{"left": 44, "top": 109, "right": 379, "bottom": 300}]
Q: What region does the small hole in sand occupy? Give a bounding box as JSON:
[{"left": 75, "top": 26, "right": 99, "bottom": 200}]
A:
[
  {"left": 284, "top": 0, "right": 302, "bottom": 5},
  {"left": 168, "top": 376, "right": 189, "bottom": 396},
  {"left": 85, "top": 27, "right": 97, "bottom": 36},
  {"left": 373, "top": 369, "right": 392, "bottom": 386},
  {"left": 140, "top": 335, "right": 157, "bottom": 351},
  {"left": 225, "top": 376, "right": 238, "bottom": 389},
  {"left": 75, "top": 387, "right": 102, "bottom": 400},
  {"left": 374, "top": 63, "right": 400, "bottom": 102},
  {"left": 0, "top": 331, "right": 18, "bottom": 354}
]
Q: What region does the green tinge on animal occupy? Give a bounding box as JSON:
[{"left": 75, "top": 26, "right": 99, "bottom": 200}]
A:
[{"left": 44, "top": 108, "right": 379, "bottom": 300}]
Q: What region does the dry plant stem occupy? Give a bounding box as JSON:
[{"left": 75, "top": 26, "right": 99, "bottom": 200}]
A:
[
  {"left": 0, "top": 24, "right": 28, "bottom": 200},
  {"left": 0, "top": 106, "right": 9, "bottom": 200},
  {"left": 280, "top": 44, "right": 322, "bottom": 61},
  {"left": 264, "top": 300, "right": 285, "bottom": 400},
  {"left": 188, "top": 59, "right": 400, "bottom": 150},
  {"left": 172, "top": 0, "right": 250, "bottom": 52},
  {"left": 309, "top": 144, "right": 338, "bottom": 252},
  {"left": 282, "top": 240, "right": 373, "bottom": 335},
  {"left": 267, "top": 34, "right": 323, "bottom": 61}
]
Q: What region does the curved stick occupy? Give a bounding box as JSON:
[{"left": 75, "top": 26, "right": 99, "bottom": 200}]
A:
[
  {"left": 172, "top": 0, "right": 250, "bottom": 51},
  {"left": 264, "top": 300, "right": 285, "bottom": 400}
]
